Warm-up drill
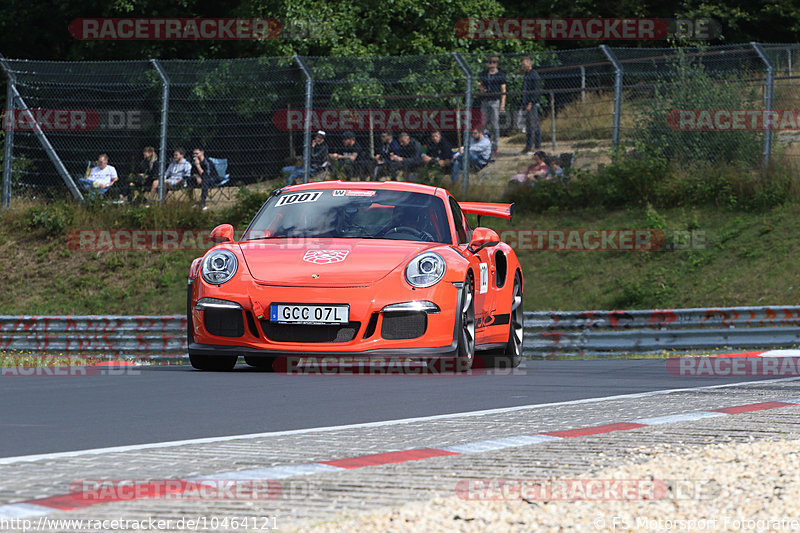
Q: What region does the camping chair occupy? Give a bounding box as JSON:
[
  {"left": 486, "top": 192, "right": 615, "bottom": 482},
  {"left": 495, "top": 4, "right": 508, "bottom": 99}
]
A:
[{"left": 207, "top": 157, "right": 232, "bottom": 204}]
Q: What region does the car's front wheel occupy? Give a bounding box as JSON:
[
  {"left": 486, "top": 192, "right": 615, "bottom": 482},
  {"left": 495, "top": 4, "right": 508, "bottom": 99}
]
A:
[
  {"left": 455, "top": 273, "right": 476, "bottom": 371},
  {"left": 189, "top": 354, "right": 238, "bottom": 371}
]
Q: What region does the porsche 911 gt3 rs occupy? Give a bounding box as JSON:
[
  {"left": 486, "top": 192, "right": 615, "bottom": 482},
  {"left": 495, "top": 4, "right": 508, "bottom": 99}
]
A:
[{"left": 187, "top": 181, "right": 523, "bottom": 371}]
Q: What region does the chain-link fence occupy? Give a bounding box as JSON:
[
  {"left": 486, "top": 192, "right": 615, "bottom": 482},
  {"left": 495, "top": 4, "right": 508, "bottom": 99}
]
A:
[{"left": 3, "top": 43, "right": 800, "bottom": 208}]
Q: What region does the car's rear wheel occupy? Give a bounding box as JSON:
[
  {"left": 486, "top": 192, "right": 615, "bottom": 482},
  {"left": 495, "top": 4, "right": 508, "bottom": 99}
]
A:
[
  {"left": 244, "top": 356, "right": 277, "bottom": 371},
  {"left": 504, "top": 272, "right": 524, "bottom": 368},
  {"left": 478, "top": 271, "right": 523, "bottom": 369},
  {"left": 455, "top": 273, "right": 476, "bottom": 371},
  {"left": 189, "top": 354, "right": 238, "bottom": 371}
]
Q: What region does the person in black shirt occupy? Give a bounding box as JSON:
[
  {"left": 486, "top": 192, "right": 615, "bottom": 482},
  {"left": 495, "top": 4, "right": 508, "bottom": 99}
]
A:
[
  {"left": 388, "top": 132, "right": 423, "bottom": 180},
  {"left": 374, "top": 131, "right": 401, "bottom": 180},
  {"left": 421, "top": 131, "right": 453, "bottom": 171},
  {"left": 190, "top": 147, "right": 218, "bottom": 210},
  {"left": 330, "top": 131, "right": 370, "bottom": 180},
  {"left": 283, "top": 130, "right": 329, "bottom": 185},
  {"left": 126, "top": 146, "right": 157, "bottom": 203},
  {"left": 478, "top": 55, "right": 507, "bottom": 153},
  {"left": 521, "top": 55, "right": 542, "bottom": 153}
]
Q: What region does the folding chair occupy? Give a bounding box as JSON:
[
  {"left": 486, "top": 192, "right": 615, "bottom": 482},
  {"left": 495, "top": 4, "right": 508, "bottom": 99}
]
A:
[{"left": 207, "top": 157, "right": 232, "bottom": 204}]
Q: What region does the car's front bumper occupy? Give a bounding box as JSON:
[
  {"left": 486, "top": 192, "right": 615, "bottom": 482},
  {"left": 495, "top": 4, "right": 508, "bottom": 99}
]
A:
[{"left": 188, "top": 277, "right": 462, "bottom": 359}]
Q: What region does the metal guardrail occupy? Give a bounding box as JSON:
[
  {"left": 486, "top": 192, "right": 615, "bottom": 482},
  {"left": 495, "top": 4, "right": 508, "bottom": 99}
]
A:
[
  {"left": 2, "top": 306, "right": 800, "bottom": 360},
  {"left": 0, "top": 316, "right": 187, "bottom": 360},
  {"left": 524, "top": 306, "right": 800, "bottom": 356}
]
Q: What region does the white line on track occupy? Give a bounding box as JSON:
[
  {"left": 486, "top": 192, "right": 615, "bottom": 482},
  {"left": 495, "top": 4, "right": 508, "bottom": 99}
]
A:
[{"left": 1, "top": 376, "right": 798, "bottom": 465}]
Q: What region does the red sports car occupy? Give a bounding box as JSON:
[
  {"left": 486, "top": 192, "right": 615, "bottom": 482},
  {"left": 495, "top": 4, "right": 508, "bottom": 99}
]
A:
[{"left": 187, "top": 181, "right": 523, "bottom": 371}]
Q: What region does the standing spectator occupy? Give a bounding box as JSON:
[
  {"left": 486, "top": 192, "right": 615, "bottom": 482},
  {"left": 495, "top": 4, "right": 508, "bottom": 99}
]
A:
[
  {"left": 451, "top": 128, "right": 492, "bottom": 185},
  {"left": 78, "top": 153, "right": 118, "bottom": 197},
  {"left": 129, "top": 146, "right": 158, "bottom": 203},
  {"left": 329, "top": 131, "right": 370, "bottom": 180},
  {"left": 520, "top": 55, "right": 542, "bottom": 154},
  {"left": 190, "top": 147, "right": 218, "bottom": 210},
  {"left": 158, "top": 148, "right": 192, "bottom": 196},
  {"left": 478, "top": 55, "right": 506, "bottom": 153},
  {"left": 421, "top": 131, "right": 453, "bottom": 171},
  {"left": 282, "top": 130, "right": 329, "bottom": 185},
  {"left": 388, "top": 132, "right": 423, "bottom": 180},
  {"left": 373, "top": 131, "right": 401, "bottom": 180}
]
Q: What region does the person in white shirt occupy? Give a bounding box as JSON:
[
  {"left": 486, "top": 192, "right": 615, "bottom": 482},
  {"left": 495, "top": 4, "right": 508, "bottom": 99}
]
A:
[{"left": 78, "top": 154, "right": 118, "bottom": 195}]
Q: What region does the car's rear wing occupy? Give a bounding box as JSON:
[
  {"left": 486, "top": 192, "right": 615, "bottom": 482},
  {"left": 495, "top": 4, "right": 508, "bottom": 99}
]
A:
[{"left": 459, "top": 202, "right": 514, "bottom": 221}]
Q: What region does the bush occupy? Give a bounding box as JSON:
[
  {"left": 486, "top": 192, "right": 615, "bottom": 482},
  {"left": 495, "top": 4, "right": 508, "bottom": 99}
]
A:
[
  {"left": 504, "top": 153, "right": 670, "bottom": 212},
  {"left": 20, "top": 203, "right": 73, "bottom": 235},
  {"left": 633, "top": 46, "right": 762, "bottom": 165},
  {"left": 507, "top": 152, "right": 795, "bottom": 214},
  {"left": 215, "top": 186, "right": 277, "bottom": 228}
]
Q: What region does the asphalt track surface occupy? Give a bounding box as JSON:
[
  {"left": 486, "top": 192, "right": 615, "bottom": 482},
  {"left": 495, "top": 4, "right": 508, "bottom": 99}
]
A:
[{"left": 0, "top": 358, "right": 784, "bottom": 459}]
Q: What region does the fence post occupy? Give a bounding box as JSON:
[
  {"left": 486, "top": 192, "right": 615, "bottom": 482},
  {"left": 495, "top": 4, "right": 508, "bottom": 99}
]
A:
[
  {"left": 0, "top": 56, "right": 84, "bottom": 203},
  {"left": 150, "top": 59, "right": 169, "bottom": 203},
  {"left": 580, "top": 65, "right": 586, "bottom": 106},
  {"left": 600, "top": 45, "right": 622, "bottom": 148},
  {"left": 550, "top": 92, "right": 556, "bottom": 152},
  {"left": 452, "top": 52, "right": 472, "bottom": 196},
  {"left": 788, "top": 48, "right": 793, "bottom": 77},
  {"left": 2, "top": 68, "right": 14, "bottom": 210},
  {"left": 294, "top": 55, "right": 313, "bottom": 183},
  {"left": 751, "top": 42, "right": 774, "bottom": 169}
]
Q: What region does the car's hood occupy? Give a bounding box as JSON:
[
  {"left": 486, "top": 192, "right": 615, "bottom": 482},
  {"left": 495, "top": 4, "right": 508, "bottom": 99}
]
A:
[{"left": 238, "top": 238, "right": 437, "bottom": 287}]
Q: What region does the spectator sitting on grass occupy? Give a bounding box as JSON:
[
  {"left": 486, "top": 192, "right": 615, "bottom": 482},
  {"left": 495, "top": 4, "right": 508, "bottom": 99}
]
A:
[
  {"left": 551, "top": 156, "right": 566, "bottom": 183},
  {"left": 374, "top": 131, "right": 401, "bottom": 180},
  {"left": 190, "top": 147, "right": 218, "bottom": 210},
  {"left": 154, "top": 148, "right": 192, "bottom": 198},
  {"left": 451, "top": 128, "right": 492, "bottom": 185},
  {"left": 509, "top": 150, "right": 550, "bottom": 186},
  {"left": 283, "top": 130, "right": 329, "bottom": 185},
  {"left": 329, "top": 131, "right": 370, "bottom": 180},
  {"left": 78, "top": 153, "right": 118, "bottom": 197},
  {"left": 421, "top": 130, "right": 453, "bottom": 171},
  {"left": 388, "top": 132, "right": 423, "bottom": 181},
  {"left": 129, "top": 146, "right": 157, "bottom": 203}
]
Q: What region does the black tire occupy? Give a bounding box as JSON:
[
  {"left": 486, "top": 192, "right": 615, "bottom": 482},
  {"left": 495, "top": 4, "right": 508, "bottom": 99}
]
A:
[
  {"left": 455, "top": 273, "right": 476, "bottom": 371},
  {"left": 244, "top": 356, "right": 277, "bottom": 371},
  {"left": 189, "top": 354, "right": 237, "bottom": 371},
  {"left": 477, "top": 271, "right": 523, "bottom": 369}
]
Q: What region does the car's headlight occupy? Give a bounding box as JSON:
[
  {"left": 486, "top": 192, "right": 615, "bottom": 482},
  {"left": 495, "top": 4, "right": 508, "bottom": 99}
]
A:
[
  {"left": 405, "top": 252, "right": 446, "bottom": 288},
  {"left": 201, "top": 249, "right": 238, "bottom": 285}
]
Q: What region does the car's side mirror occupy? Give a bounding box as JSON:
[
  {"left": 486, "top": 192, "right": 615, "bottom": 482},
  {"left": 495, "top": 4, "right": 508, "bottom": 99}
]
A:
[
  {"left": 210, "top": 224, "right": 234, "bottom": 244},
  {"left": 468, "top": 227, "right": 500, "bottom": 254}
]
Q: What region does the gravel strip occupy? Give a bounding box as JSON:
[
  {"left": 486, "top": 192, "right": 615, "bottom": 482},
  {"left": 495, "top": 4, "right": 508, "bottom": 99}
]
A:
[{"left": 297, "top": 438, "right": 800, "bottom": 532}]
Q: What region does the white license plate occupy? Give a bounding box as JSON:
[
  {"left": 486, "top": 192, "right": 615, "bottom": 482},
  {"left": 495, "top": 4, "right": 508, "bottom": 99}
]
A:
[{"left": 270, "top": 304, "right": 349, "bottom": 324}]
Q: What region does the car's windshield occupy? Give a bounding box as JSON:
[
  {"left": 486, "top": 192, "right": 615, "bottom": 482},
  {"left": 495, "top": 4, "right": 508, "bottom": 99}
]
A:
[{"left": 242, "top": 189, "right": 452, "bottom": 244}]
